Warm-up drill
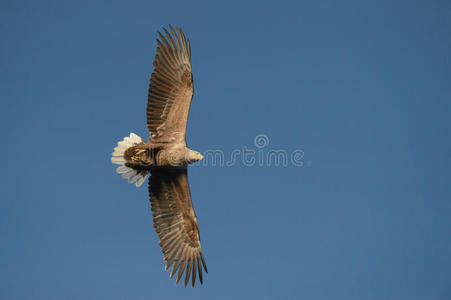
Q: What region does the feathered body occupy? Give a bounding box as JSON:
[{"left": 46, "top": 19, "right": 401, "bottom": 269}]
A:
[
  {"left": 111, "top": 26, "right": 207, "bottom": 287},
  {"left": 122, "top": 141, "right": 202, "bottom": 168}
]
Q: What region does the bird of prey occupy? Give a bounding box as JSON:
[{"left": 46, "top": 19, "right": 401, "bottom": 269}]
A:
[{"left": 110, "top": 26, "right": 207, "bottom": 287}]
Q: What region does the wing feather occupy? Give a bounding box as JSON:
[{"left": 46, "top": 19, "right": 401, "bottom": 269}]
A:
[
  {"left": 191, "top": 253, "right": 197, "bottom": 287},
  {"left": 197, "top": 255, "right": 203, "bottom": 284},
  {"left": 184, "top": 254, "right": 192, "bottom": 287}
]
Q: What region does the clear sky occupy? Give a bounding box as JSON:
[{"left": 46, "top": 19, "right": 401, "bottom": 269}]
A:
[{"left": 1, "top": 0, "right": 451, "bottom": 299}]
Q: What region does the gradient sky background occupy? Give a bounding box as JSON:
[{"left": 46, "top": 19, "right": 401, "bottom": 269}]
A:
[{"left": 1, "top": 0, "right": 451, "bottom": 299}]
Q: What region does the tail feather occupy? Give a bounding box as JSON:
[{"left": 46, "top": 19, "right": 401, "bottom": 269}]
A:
[{"left": 111, "top": 133, "right": 149, "bottom": 187}]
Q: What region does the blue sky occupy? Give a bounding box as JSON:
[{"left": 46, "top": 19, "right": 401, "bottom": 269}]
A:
[{"left": 1, "top": 0, "right": 451, "bottom": 299}]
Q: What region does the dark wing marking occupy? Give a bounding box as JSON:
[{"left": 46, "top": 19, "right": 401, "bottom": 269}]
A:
[
  {"left": 148, "top": 168, "right": 207, "bottom": 287},
  {"left": 147, "top": 25, "right": 193, "bottom": 143}
]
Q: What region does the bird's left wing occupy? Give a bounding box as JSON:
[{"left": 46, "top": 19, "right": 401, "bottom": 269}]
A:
[{"left": 148, "top": 168, "right": 208, "bottom": 287}]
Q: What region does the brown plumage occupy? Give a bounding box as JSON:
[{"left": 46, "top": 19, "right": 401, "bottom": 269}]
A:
[
  {"left": 111, "top": 25, "right": 207, "bottom": 287},
  {"left": 147, "top": 26, "right": 193, "bottom": 143},
  {"left": 149, "top": 168, "right": 207, "bottom": 287}
]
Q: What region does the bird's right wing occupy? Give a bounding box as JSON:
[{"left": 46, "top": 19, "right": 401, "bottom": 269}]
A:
[
  {"left": 148, "top": 168, "right": 207, "bottom": 287},
  {"left": 146, "top": 25, "right": 194, "bottom": 143}
]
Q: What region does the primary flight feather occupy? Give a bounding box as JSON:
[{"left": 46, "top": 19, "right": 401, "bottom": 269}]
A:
[{"left": 111, "top": 25, "right": 207, "bottom": 287}]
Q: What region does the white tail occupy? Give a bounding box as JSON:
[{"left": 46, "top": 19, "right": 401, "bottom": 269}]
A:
[{"left": 111, "top": 133, "right": 149, "bottom": 187}]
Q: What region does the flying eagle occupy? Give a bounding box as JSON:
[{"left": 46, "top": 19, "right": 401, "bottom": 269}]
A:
[{"left": 111, "top": 26, "right": 207, "bottom": 287}]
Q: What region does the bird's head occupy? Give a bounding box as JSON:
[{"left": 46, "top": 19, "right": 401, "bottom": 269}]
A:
[{"left": 186, "top": 150, "right": 204, "bottom": 164}]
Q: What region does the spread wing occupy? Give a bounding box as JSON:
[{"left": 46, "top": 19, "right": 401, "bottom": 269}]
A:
[
  {"left": 147, "top": 25, "right": 193, "bottom": 143},
  {"left": 148, "top": 168, "right": 207, "bottom": 287}
]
